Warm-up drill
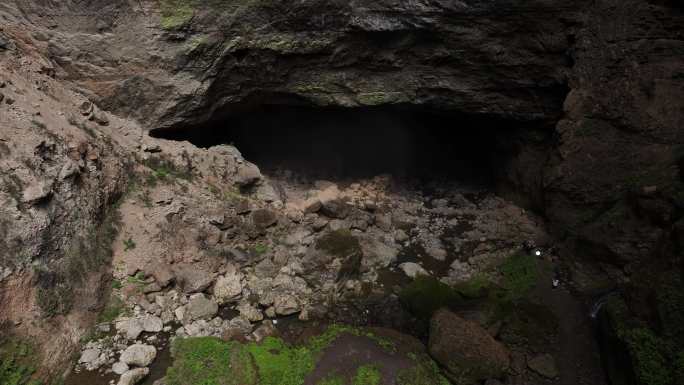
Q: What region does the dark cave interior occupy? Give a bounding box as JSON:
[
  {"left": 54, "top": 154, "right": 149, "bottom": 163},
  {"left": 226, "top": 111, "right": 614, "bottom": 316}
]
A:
[{"left": 151, "top": 104, "right": 548, "bottom": 186}]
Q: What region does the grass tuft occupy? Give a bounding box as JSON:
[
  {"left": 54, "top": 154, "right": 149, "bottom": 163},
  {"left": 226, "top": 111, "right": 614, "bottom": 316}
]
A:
[{"left": 353, "top": 365, "right": 381, "bottom": 385}]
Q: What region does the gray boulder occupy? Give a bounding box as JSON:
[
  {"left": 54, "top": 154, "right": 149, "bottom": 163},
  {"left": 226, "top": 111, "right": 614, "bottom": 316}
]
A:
[
  {"left": 117, "top": 368, "right": 149, "bottom": 385},
  {"left": 179, "top": 294, "right": 218, "bottom": 323},
  {"left": 120, "top": 344, "right": 157, "bottom": 367}
]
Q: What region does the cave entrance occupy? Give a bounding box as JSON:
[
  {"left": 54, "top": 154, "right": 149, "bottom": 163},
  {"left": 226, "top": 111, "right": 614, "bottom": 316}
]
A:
[{"left": 151, "top": 104, "right": 541, "bottom": 191}]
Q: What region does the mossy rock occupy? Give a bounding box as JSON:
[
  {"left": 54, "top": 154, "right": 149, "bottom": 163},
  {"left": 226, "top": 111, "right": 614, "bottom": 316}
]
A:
[
  {"left": 315, "top": 229, "right": 362, "bottom": 258},
  {"left": 159, "top": 0, "right": 197, "bottom": 30},
  {"left": 164, "top": 324, "right": 449, "bottom": 385},
  {"left": 398, "top": 276, "right": 461, "bottom": 320}
]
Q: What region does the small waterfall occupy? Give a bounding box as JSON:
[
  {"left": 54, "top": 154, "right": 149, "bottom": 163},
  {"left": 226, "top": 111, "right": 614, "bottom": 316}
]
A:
[{"left": 590, "top": 291, "right": 617, "bottom": 319}]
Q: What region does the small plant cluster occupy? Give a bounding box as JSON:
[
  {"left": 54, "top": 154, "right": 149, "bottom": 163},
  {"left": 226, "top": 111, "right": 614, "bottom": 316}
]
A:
[
  {"left": 142, "top": 155, "right": 193, "bottom": 187},
  {"left": 602, "top": 272, "right": 684, "bottom": 385},
  {"left": 123, "top": 237, "right": 136, "bottom": 251},
  {"left": 0, "top": 336, "right": 42, "bottom": 385}
]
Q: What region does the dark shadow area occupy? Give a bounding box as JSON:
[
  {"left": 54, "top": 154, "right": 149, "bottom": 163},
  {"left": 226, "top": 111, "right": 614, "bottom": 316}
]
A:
[{"left": 151, "top": 105, "right": 539, "bottom": 186}]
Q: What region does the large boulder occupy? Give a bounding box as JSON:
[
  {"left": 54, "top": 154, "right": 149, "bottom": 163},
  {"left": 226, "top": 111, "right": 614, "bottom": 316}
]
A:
[
  {"left": 213, "top": 270, "right": 243, "bottom": 304},
  {"left": 117, "top": 368, "right": 149, "bottom": 385},
  {"left": 429, "top": 309, "right": 510, "bottom": 384},
  {"left": 120, "top": 344, "right": 157, "bottom": 367},
  {"left": 177, "top": 294, "right": 218, "bottom": 323},
  {"left": 174, "top": 264, "right": 215, "bottom": 294}
]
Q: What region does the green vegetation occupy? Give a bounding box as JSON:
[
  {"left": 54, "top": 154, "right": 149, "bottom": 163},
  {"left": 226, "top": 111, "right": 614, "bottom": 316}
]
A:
[
  {"left": 164, "top": 324, "right": 438, "bottom": 385},
  {"left": 160, "top": 0, "right": 197, "bottom": 30},
  {"left": 111, "top": 278, "right": 123, "bottom": 290},
  {"left": 625, "top": 328, "right": 671, "bottom": 385},
  {"left": 399, "top": 275, "right": 460, "bottom": 319},
  {"left": 0, "top": 337, "right": 42, "bottom": 385},
  {"left": 395, "top": 359, "right": 451, "bottom": 385},
  {"left": 123, "top": 237, "right": 136, "bottom": 251},
  {"left": 399, "top": 251, "right": 539, "bottom": 321},
  {"left": 166, "top": 337, "right": 256, "bottom": 385},
  {"left": 127, "top": 271, "right": 147, "bottom": 285},
  {"left": 452, "top": 273, "right": 490, "bottom": 299},
  {"left": 253, "top": 243, "right": 269, "bottom": 255},
  {"left": 315, "top": 229, "right": 361, "bottom": 258},
  {"left": 498, "top": 252, "right": 537, "bottom": 300},
  {"left": 603, "top": 295, "right": 681, "bottom": 385},
  {"left": 143, "top": 156, "right": 193, "bottom": 186},
  {"left": 187, "top": 34, "right": 208, "bottom": 52},
  {"left": 352, "top": 365, "right": 381, "bottom": 385},
  {"left": 245, "top": 337, "right": 313, "bottom": 385},
  {"left": 97, "top": 294, "right": 128, "bottom": 323}
]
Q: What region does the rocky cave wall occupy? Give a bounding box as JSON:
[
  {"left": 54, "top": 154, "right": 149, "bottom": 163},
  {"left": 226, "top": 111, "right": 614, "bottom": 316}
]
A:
[{"left": 0, "top": 0, "right": 683, "bottom": 382}]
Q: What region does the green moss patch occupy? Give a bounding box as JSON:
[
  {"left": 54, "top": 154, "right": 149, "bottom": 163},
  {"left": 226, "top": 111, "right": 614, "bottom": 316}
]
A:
[
  {"left": 399, "top": 276, "right": 460, "bottom": 319},
  {"left": 396, "top": 358, "right": 451, "bottom": 385},
  {"left": 165, "top": 324, "right": 446, "bottom": 385},
  {"left": 603, "top": 297, "right": 678, "bottom": 385},
  {"left": 246, "top": 337, "right": 314, "bottom": 385},
  {"left": 315, "top": 229, "right": 361, "bottom": 258},
  {"left": 159, "top": 0, "right": 197, "bottom": 30},
  {"left": 166, "top": 337, "right": 256, "bottom": 385},
  {"left": 498, "top": 253, "right": 537, "bottom": 300},
  {"left": 624, "top": 328, "right": 671, "bottom": 385},
  {"left": 352, "top": 365, "right": 381, "bottom": 385}
]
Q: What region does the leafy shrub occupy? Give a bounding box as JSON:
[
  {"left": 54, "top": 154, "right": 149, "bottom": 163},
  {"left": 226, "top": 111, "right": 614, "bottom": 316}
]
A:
[
  {"left": 0, "top": 337, "right": 41, "bottom": 385},
  {"left": 625, "top": 328, "right": 671, "bottom": 385}
]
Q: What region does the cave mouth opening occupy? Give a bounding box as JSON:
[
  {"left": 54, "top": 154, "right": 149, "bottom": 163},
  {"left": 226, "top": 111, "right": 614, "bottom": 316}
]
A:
[{"left": 151, "top": 104, "right": 544, "bottom": 191}]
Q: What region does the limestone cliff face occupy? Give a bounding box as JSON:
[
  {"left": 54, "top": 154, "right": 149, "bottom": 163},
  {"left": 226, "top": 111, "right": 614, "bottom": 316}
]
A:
[
  {"left": 2, "top": 0, "right": 682, "bottom": 291},
  {"left": 0, "top": 0, "right": 683, "bottom": 378}
]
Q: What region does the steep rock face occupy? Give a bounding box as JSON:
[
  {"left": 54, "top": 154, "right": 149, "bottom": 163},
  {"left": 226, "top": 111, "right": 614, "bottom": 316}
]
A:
[
  {"left": 544, "top": 0, "right": 684, "bottom": 274},
  {"left": 2, "top": 0, "right": 584, "bottom": 127},
  {"left": 0, "top": 37, "right": 132, "bottom": 375}
]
